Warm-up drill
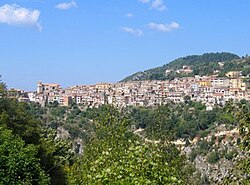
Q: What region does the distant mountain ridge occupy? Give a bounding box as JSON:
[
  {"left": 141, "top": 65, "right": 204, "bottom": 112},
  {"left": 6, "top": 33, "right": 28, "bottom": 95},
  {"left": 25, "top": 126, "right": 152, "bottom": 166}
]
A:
[{"left": 121, "top": 52, "right": 244, "bottom": 82}]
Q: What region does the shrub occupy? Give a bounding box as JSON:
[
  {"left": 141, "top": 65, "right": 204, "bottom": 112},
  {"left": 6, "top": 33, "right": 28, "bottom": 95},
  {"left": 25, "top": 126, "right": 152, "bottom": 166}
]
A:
[{"left": 207, "top": 151, "right": 220, "bottom": 164}]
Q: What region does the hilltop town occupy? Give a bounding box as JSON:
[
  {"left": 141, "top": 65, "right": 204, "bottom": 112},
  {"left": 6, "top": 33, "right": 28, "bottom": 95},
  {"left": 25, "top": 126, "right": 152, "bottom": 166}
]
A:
[
  {"left": 2, "top": 53, "right": 250, "bottom": 184},
  {"left": 9, "top": 70, "right": 250, "bottom": 109},
  {"left": 1, "top": 0, "right": 250, "bottom": 183}
]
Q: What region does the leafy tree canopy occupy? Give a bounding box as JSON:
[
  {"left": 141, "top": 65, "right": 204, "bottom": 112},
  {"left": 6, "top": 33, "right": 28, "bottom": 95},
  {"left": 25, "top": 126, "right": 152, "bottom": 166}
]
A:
[{"left": 0, "top": 127, "right": 50, "bottom": 185}]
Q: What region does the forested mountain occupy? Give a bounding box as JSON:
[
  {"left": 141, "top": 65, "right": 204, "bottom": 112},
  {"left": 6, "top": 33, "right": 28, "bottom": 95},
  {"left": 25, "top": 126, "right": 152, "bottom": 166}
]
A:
[{"left": 121, "top": 52, "right": 249, "bottom": 82}]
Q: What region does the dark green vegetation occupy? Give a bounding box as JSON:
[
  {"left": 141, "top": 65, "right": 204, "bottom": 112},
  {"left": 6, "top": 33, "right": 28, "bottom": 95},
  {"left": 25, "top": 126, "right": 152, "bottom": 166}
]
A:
[
  {"left": 128, "top": 101, "right": 240, "bottom": 141},
  {"left": 0, "top": 80, "right": 73, "bottom": 185},
  {"left": 0, "top": 77, "right": 249, "bottom": 184},
  {"left": 121, "top": 52, "right": 250, "bottom": 81},
  {"left": 29, "top": 98, "right": 250, "bottom": 184},
  {"left": 45, "top": 101, "right": 235, "bottom": 145}
]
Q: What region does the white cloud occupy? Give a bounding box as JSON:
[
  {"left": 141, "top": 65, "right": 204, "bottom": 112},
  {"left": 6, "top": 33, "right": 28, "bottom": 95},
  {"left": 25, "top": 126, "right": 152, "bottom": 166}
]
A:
[
  {"left": 148, "top": 22, "right": 179, "bottom": 32},
  {"left": 0, "top": 4, "right": 42, "bottom": 31},
  {"left": 151, "top": 0, "right": 166, "bottom": 11},
  {"left": 138, "top": 0, "right": 150, "bottom": 4},
  {"left": 121, "top": 27, "right": 143, "bottom": 36},
  {"left": 138, "top": 0, "right": 166, "bottom": 11},
  {"left": 55, "top": 1, "right": 77, "bottom": 10},
  {"left": 126, "top": 13, "right": 134, "bottom": 18}
]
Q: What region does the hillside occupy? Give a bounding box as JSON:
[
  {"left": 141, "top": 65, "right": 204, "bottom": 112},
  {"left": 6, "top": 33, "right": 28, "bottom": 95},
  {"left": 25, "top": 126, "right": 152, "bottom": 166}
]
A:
[
  {"left": 1, "top": 77, "right": 249, "bottom": 184},
  {"left": 44, "top": 101, "right": 250, "bottom": 184},
  {"left": 121, "top": 52, "right": 247, "bottom": 82}
]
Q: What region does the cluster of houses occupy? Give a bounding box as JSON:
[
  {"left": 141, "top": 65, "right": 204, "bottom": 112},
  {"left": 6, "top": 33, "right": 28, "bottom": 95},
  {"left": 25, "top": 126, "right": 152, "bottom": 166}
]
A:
[{"left": 8, "top": 71, "right": 250, "bottom": 110}]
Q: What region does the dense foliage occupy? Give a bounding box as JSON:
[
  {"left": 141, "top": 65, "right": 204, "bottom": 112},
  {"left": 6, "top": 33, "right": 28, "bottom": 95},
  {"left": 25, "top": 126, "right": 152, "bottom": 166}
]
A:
[
  {"left": 0, "top": 80, "right": 73, "bottom": 185},
  {"left": 67, "top": 106, "right": 196, "bottom": 184},
  {"left": 128, "top": 101, "right": 236, "bottom": 141},
  {"left": 31, "top": 98, "right": 249, "bottom": 184},
  {"left": 0, "top": 127, "right": 49, "bottom": 185}
]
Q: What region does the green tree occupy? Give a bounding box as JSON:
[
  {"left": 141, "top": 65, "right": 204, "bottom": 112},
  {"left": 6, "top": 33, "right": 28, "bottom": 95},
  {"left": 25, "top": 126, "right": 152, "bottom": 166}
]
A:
[
  {"left": 207, "top": 151, "right": 220, "bottom": 164},
  {"left": 0, "top": 76, "right": 7, "bottom": 98},
  {"left": 38, "top": 128, "right": 74, "bottom": 185},
  {"left": 0, "top": 99, "right": 41, "bottom": 144},
  {"left": 0, "top": 127, "right": 50, "bottom": 185},
  {"left": 183, "top": 95, "right": 191, "bottom": 104},
  {"left": 67, "top": 105, "right": 194, "bottom": 184},
  {"left": 0, "top": 79, "right": 75, "bottom": 185}
]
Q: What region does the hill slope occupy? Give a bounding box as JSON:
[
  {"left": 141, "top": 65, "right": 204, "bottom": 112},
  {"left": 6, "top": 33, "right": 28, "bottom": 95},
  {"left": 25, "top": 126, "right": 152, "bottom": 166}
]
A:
[{"left": 121, "top": 52, "right": 243, "bottom": 82}]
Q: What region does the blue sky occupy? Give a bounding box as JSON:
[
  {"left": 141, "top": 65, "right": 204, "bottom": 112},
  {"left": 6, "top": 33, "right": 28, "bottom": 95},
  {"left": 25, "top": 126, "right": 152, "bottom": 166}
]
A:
[{"left": 0, "top": 0, "right": 250, "bottom": 90}]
